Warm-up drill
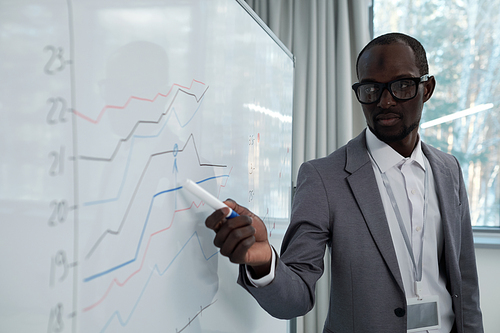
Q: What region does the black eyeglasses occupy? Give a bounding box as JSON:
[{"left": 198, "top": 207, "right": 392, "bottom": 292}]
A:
[{"left": 352, "top": 74, "right": 430, "bottom": 104}]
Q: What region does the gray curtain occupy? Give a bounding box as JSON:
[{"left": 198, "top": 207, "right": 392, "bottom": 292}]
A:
[{"left": 244, "top": 1, "right": 371, "bottom": 332}]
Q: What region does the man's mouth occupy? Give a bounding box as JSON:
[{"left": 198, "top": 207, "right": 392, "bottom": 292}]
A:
[{"left": 376, "top": 113, "right": 401, "bottom": 126}]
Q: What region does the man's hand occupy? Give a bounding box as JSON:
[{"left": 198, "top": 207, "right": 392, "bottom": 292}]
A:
[{"left": 205, "top": 199, "right": 272, "bottom": 278}]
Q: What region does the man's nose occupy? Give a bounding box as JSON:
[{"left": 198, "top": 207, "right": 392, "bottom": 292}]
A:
[{"left": 377, "top": 88, "right": 396, "bottom": 108}]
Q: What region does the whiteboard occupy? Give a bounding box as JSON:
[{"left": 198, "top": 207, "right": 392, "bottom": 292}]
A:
[{"left": 0, "top": 1, "right": 294, "bottom": 332}]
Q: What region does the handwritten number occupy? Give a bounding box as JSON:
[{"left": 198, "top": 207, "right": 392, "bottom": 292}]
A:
[
  {"left": 44, "top": 46, "right": 70, "bottom": 75},
  {"left": 47, "top": 303, "right": 64, "bottom": 332},
  {"left": 48, "top": 147, "right": 65, "bottom": 176},
  {"left": 49, "top": 251, "right": 69, "bottom": 287},
  {"left": 48, "top": 200, "right": 68, "bottom": 226},
  {"left": 47, "top": 98, "right": 69, "bottom": 124},
  {"left": 248, "top": 190, "right": 254, "bottom": 202}
]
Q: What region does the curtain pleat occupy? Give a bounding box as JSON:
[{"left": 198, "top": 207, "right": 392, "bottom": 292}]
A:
[{"left": 244, "top": 1, "right": 370, "bottom": 332}]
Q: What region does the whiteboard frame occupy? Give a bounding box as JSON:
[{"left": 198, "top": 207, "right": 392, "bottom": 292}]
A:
[{"left": 235, "top": 0, "right": 295, "bottom": 65}]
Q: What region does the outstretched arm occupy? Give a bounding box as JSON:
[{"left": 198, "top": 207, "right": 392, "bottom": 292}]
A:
[{"left": 205, "top": 199, "right": 272, "bottom": 278}]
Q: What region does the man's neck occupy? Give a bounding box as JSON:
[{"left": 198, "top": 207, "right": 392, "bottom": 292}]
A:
[{"left": 385, "top": 130, "right": 419, "bottom": 158}]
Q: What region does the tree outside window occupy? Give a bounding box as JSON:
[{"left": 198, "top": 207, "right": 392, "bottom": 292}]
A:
[{"left": 374, "top": 0, "right": 500, "bottom": 227}]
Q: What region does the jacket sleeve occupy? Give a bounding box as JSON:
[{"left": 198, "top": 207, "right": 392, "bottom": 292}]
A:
[
  {"left": 237, "top": 160, "right": 332, "bottom": 319},
  {"left": 454, "top": 156, "right": 484, "bottom": 332}
]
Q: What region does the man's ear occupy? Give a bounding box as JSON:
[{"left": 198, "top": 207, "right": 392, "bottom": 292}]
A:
[{"left": 423, "top": 75, "right": 436, "bottom": 103}]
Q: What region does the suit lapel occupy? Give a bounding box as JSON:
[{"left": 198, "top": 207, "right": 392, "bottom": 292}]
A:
[
  {"left": 345, "top": 130, "right": 405, "bottom": 293},
  {"left": 421, "top": 143, "right": 459, "bottom": 254}
]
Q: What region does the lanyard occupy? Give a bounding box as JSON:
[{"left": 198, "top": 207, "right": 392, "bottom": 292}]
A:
[{"left": 369, "top": 152, "right": 430, "bottom": 298}]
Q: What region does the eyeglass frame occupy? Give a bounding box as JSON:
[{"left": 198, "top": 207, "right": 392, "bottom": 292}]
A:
[{"left": 351, "top": 74, "right": 430, "bottom": 104}]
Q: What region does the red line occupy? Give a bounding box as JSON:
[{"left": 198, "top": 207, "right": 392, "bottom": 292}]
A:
[
  {"left": 73, "top": 79, "right": 205, "bottom": 124},
  {"left": 82, "top": 200, "right": 206, "bottom": 313},
  {"left": 82, "top": 170, "right": 233, "bottom": 313},
  {"left": 217, "top": 167, "right": 233, "bottom": 199}
]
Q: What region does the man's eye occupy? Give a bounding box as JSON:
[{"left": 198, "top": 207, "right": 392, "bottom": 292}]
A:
[{"left": 396, "top": 80, "right": 413, "bottom": 89}]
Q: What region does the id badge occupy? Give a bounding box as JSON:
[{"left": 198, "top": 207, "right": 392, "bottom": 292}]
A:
[{"left": 406, "top": 295, "right": 441, "bottom": 332}]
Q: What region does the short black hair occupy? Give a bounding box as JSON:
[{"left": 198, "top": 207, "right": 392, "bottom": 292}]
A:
[{"left": 356, "top": 32, "right": 429, "bottom": 79}]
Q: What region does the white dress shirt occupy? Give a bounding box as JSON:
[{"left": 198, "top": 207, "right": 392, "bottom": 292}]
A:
[
  {"left": 366, "top": 129, "right": 454, "bottom": 332},
  {"left": 247, "top": 129, "right": 455, "bottom": 332}
]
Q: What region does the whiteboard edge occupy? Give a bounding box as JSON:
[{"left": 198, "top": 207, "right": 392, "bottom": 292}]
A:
[{"left": 235, "top": 0, "right": 295, "bottom": 67}]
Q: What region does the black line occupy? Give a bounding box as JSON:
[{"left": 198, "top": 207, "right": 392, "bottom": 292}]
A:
[
  {"left": 85, "top": 133, "right": 226, "bottom": 259},
  {"left": 79, "top": 86, "right": 209, "bottom": 162},
  {"left": 66, "top": 0, "right": 79, "bottom": 332},
  {"left": 175, "top": 300, "right": 217, "bottom": 333}
]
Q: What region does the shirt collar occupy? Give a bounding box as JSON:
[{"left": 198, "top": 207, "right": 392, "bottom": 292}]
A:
[{"left": 365, "top": 128, "right": 426, "bottom": 173}]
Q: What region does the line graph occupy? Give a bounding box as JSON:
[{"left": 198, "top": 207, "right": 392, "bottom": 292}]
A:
[
  {"left": 93, "top": 230, "right": 218, "bottom": 332},
  {"left": 83, "top": 221, "right": 218, "bottom": 312},
  {"left": 73, "top": 79, "right": 206, "bottom": 125},
  {"left": 84, "top": 134, "right": 229, "bottom": 259},
  {"left": 83, "top": 173, "right": 230, "bottom": 283},
  {"left": 75, "top": 74, "right": 291, "bottom": 332},
  {"left": 82, "top": 128, "right": 223, "bottom": 207},
  {"left": 78, "top": 84, "right": 209, "bottom": 163},
  {"left": 77, "top": 80, "right": 236, "bottom": 331}
]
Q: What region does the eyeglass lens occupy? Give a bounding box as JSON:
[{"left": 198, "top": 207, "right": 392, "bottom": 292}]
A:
[{"left": 357, "top": 79, "right": 418, "bottom": 103}]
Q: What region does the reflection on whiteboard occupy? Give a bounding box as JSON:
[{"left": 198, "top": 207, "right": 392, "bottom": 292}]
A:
[{"left": 0, "top": 1, "right": 293, "bottom": 332}]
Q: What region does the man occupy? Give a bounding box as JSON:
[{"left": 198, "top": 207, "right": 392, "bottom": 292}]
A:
[{"left": 205, "top": 33, "right": 483, "bottom": 332}]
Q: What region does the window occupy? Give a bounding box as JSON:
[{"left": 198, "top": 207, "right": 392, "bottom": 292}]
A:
[{"left": 373, "top": 0, "right": 500, "bottom": 228}]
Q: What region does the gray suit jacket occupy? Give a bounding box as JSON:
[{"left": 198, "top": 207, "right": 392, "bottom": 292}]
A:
[{"left": 238, "top": 130, "right": 483, "bottom": 333}]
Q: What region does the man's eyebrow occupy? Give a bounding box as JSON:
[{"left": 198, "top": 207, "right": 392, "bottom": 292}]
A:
[{"left": 359, "top": 74, "right": 419, "bottom": 83}]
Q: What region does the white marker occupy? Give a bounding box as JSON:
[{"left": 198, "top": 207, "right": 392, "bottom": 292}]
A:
[{"left": 182, "top": 179, "right": 239, "bottom": 219}]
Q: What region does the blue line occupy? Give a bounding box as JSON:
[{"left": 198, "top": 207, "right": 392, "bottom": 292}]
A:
[
  {"left": 82, "top": 259, "right": 135, "bottom": 282},
  {"left": 197, "top": 176, "right": 219, "bottom": 185},
  {"left": 84, "top": 97, "right": 204, "bottom": 206},
  {"left": 98, "top": 231, "right": 218, "bottom": 332},
  {"left": 83, "top": 175, "right": 228, "bottom": 283}
]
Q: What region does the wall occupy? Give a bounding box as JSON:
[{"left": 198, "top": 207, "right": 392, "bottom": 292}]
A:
[{"left": 475, "top": 247, "right": 500, "bottom": 332}]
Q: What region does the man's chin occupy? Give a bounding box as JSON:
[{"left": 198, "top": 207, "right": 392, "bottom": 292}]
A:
[
  {"left": 370, "top": 127, "right": 408, "bottom": 143},
  {"left": 369, "top": 123, "right": 417, "bottom": 144}
]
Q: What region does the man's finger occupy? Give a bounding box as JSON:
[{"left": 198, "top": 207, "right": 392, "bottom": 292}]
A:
[
  {"left": 219, "top": 225, "right": 255, "bottom": 259},
  {"left": 213, "top": 215, "right": 252, "bottom": 248},
  {"left": 224, "top": 199, "right": 255, "bottom": 218},
  {"left": 205, "top": 208, "right": 228, "bottom": 231},
  {"left": 228, "top": 236, "right": 256, "bottom": 264}
]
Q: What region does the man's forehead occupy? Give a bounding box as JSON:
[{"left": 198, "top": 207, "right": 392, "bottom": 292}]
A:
[{"left": 358, "top": 43, "right": 419, "bottom": 81}]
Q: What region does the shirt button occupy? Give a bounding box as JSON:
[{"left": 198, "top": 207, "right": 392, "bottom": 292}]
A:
[
  {"left": 394, "top": 308, "right": 405, "bottom": 317},
  {"left": 411, "top": 189, "right": 416, "bottom": 195},
  {"left": 416, "top": 226, "right": 422, "bottom": 232}
]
